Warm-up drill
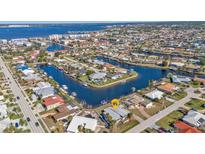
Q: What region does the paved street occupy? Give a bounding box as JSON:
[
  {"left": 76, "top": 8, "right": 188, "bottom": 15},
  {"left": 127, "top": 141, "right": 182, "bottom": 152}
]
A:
[
  {"left": 128, "top": 87, "right": 201, "bottom": 133},
  {"left": 0, "top": 56, "right": 45, "bottom": 133}
]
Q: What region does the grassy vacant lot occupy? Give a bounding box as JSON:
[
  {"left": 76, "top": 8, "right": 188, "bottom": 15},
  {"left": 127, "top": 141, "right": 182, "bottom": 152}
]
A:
[
  {"left": 118, "top": 120, "right": 139, "bottom": 133},
  {"left": 169, "top": 91, "right": 187, "bottom": 100},
  {"left": 130, "top": 108, "right": 147, "bottom": 120},
  {"left": 144, "top": 101, "right": 173, "bottom": 116},
  {"left": 156, "top": 110, "right": 184, "bottom": 130},
  {"left": 185, "top": 98, "right": 205, "bottom": 110}
]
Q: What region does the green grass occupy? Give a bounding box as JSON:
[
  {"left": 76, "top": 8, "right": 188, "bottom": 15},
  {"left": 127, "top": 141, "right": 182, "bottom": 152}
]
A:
[
  {"left": 119, "top": 120, "right": 139, "bottom": 133},
  {"left": 144, "top": 101, "right": 173, "bottom": 116},
  {"left": 190, "top": 81, "right": 201, "bottom": 88},
  {"left": 185, "top": 98, "right": 205, "bottom": 110},
  {"left": 169, "top": 91, "right": 187, "bottom": 100},
  {"left": 156, "top": 110, "right": 184, "bottom": 130}
]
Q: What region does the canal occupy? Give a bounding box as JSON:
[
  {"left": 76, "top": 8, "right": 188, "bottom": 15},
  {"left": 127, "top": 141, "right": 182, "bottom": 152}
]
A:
[{"left": 39, "top": 57, "right": 168, "bottom": 107}]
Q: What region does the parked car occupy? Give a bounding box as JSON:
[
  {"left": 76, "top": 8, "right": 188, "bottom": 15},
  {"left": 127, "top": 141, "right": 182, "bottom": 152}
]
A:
[
  {"left": 35, "top": 122, "right": 39, "bottom": 127},
  {"left": 26, "top": 117, "right": 31, "bottom": 122}
]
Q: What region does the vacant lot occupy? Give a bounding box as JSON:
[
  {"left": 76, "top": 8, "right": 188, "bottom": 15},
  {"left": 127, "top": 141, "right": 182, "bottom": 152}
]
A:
[{"left": 169, "top": 91, "right": 187, "bottom": 100}]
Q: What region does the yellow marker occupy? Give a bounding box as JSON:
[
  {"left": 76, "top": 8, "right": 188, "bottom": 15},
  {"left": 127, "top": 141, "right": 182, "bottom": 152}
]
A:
[{"left": 111, "top": 99, "right": 120, "bottom": 109}]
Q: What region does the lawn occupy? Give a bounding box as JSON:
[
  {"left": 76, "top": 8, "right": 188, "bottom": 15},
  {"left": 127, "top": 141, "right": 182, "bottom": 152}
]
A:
[
  {"left": 141, "top": 127, "right": 158, "bottom": 133},
  {"left": 144, "top": 101, "right": 173, "bottom": 116},
  {"left": 189, "top": 81, "right": 201, "bottom": 88},
  {"left": 169, "top": 91, "right": 187, "bottom": 100},
  {"left": 156, "top": 110, "right": 184, "bottom": 130},
  {"left": 185, "top": 98, "right": 205, "bottom": 110},
  {"left": 130, "top": 108, "right": 147, "bottom": 120},
  {"left": 118, "top": 120, "right": 139, "bottom": 133}
]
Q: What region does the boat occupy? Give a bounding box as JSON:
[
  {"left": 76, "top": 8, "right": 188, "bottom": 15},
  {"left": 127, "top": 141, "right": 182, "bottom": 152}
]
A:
[
  {"left": 83, "top": 83, "right": 88, "bottom": 87},
  {"left": 71, "top": 92, "right": 77, "bottom": 97},
  {"left": 62, "top": 85, "right": 68, "bottom": 90}
]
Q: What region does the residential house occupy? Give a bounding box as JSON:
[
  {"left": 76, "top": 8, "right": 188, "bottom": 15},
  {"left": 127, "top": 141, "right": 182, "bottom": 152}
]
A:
[
  {"left": 174, "top": 121, "right": 202, "bottom": 133},
  {"left": 67, "top": 116, "right": 98, "bottom": 133},
  {"left": 89, "top": 72, "right": 106, "bottom": 82},
  {"left": 193, "top": 77, "right": 205, "bottom": 86},
  {"left": 183, "top": 110, "right": 205, "bottom": 127},
  {"left": 145, "top": 89, "right": 164, "bottom": 100},
  {"left": 33, "top": 82, "right": 55, "bottom": 98},
  {"left": 172, "top": 75, "right": 191, "bottom": 83},
  {"left": 157, "top": 83, "right": 179, "bottom": 94},
  {"left": 104, "top": 107, "right": 130, "bottom": 121},
  {"left": 43, "top": 94, "right": 65, "bottom": 110},
  {"left": 52, "top": 105, "right": 70, "bottom": 121}
]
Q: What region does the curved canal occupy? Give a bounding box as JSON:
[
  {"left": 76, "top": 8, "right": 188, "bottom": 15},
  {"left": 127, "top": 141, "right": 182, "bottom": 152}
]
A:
[{"left": 39, "top": 57, "right": 168, "bottom": 107}]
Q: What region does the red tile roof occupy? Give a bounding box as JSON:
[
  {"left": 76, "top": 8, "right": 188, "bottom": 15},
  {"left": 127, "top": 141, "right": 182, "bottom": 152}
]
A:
[
  {"left": 43, "top": 95, "right": 65, "bottom": 107},
  {"left": 174, "top": 121, "right": 202, "bottom": 133}
]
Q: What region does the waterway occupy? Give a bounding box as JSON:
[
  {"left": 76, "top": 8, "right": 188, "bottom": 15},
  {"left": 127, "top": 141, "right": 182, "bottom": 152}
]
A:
[{"left": 39, "top": 57, "right": 168, "bottom": 107}]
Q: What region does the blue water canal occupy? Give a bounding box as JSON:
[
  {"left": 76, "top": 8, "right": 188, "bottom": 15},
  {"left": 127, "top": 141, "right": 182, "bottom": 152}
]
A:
[{"left": 39, "top": 57, "right": 168, "bottom": 107}]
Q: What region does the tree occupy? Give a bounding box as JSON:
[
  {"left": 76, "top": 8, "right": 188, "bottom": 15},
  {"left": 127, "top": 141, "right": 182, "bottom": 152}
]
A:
[
  {"left": 200, "top": 57, "right": 205, "bottom": 66},
  {"left": 167, "top": 73, "right": 173, "bottom": 82}
]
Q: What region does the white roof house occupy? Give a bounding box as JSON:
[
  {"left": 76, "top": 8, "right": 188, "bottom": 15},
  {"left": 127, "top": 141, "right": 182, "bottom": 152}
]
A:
[
  {"left": 67, "top": 116, "right": 97, "bottom": 133},
  {"left": 183, "top": 110, "right": 205, "bottom": 127},
  {"left": 172, "top": 75, "right": 191, "bottom": 83},
  {"left": 0, "top": 104, "right": 7, "bottom": 119},
  {"left": 104, "top": 107, "right": 130, "bottom": 121},
  {"left": 33, "top": 82, "right": 55, "bottom": 98},
  {"left": 145, "top": 89, "right": 164, "bottom": 100},
  {"left": 89, "top": 72, "right": 106, "bottom": 80}
]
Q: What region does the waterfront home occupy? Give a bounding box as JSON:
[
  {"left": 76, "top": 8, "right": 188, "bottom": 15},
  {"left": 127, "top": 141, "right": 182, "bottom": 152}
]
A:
[
  {"left": 157, "top": 82, "right": 179, "bottom": 94},
  {"left": 174, "top": 121, "right": 202, "bottom": 133},
  {"left": 170, "top": 62, "right": 185, "bottom": 68},
  {"left": 193, "top": 77, "right": 205, "bottom": 85},
  {"left": 172, "top": 75, "right": 191, "bottom": 83},
  {"left": 22, "top": 73, "right": 41, "bottom": 81},
  {"left": 33, "top": 82, "right": 55, "bottom": 99},
  {"left": 104, "top": 107, "right": 130, "bottom": 121},
  {"left": 182, "top": 110, "right": 205, "bottom": 127},
  {"left": 42, "top": 94, "right": 65, "bottom": 110},
  {"left": 125, "top": 93, "right": 153, "bottom": 108},
  {"left": 67, "top": 116, "right": 98, "bottom": 133},
  {"left": 145, "top": 89, "right": 164, "bottom": 100},
  {"left": 89, "top": 72, "right": 107, "bottom": 82}
]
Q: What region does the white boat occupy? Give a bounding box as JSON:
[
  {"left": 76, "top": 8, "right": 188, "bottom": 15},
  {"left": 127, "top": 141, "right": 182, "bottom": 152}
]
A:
[
  {"left": 83, "top": 83, "right": 88, "bottom": 87},
  {"left": 62, "top": 85, "right": 68, "bottom": 90},
  {"left": 71, "top": 92, "right": 77, "bottom": 97}
]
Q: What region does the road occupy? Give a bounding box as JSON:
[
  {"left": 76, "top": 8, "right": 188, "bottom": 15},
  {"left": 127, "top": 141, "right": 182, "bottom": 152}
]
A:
[
  {"left": 0, "top": 57, "right": 45, "bottom": 133},
  {"left": 128, "top": 87, "right": 200, "bottom": 133}
]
